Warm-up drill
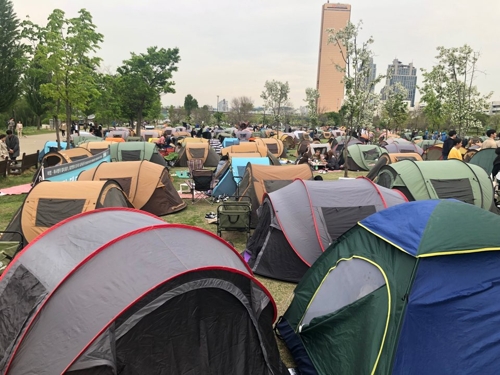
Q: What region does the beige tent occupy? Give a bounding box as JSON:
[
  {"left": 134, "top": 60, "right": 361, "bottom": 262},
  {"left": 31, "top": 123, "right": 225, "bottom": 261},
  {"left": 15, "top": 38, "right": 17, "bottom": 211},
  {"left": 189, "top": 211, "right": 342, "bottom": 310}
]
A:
[
  {"left": 78, "top": 161, "right": 186, "bottom": 216},
  {"left": 140, "top": 129, "right": 162, "bottom": 141},
  {"left": 181, "top": 137, "right": 207, "bottom": 146},
  {"left": 175, "top": 142, "right": 220, "bottom": 167},
  {"left": 239, "top": 164, "right": 314, "bottom": 227},
  {"left": 222, "top": 143, "right": 268, "bottom": 158},
  {"left": 253, "top": 138, "right": 285, "bottom": 158},
  {"left": 42, "top": 147, "right": 93, "bottom": 167},
  {"left": 79, "top": 141, "right": 115, "bottom": 155},
  {"left": 4, "top": 180, "right": 132, "bottom": 244}
]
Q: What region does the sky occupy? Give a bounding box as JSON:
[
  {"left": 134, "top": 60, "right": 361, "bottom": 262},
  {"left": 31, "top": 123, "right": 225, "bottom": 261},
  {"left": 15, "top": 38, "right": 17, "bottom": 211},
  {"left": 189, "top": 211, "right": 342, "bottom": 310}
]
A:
[{"left": 12, "top": 0, "right": 500, "bottom": 110}]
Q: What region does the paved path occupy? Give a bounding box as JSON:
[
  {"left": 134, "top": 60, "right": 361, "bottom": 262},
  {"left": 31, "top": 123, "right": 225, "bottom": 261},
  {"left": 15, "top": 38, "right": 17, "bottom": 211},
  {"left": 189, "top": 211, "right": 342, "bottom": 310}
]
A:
[{"left": 17, "top": 132, "right": 61, "bottom": 155}]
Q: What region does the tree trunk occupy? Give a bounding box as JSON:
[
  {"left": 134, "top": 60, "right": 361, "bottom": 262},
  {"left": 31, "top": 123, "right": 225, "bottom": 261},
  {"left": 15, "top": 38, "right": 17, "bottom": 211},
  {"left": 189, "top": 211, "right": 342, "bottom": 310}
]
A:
[
  {"left": 136, "top": 111, "right": 142, "bottom": 137},
  {"left": 66, "top": 101, "right": 72, "bottom": 145},
  {"left": 36, "top": 115, "right": 41, "bottom": 130}
]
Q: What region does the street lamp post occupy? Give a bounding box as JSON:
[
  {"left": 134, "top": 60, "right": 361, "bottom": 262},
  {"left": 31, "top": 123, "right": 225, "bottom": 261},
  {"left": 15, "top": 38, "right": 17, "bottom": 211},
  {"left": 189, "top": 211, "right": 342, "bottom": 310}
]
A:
[{"left": 216, "top": 95, "right": 219, "bottom": 112}]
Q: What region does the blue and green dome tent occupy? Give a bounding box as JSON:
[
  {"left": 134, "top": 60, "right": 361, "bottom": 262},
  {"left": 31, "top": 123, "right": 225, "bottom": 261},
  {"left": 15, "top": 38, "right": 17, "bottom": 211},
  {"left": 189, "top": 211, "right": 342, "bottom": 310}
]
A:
[{"left": 278, "top": 200, "right": 500, "bottom": 375}]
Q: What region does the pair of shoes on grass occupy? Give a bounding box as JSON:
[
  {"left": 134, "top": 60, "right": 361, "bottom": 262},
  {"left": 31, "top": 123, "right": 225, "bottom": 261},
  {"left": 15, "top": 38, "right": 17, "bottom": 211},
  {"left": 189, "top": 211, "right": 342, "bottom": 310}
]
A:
[{"left": 205, "top": 212, "right": 217, "bottom": 219}]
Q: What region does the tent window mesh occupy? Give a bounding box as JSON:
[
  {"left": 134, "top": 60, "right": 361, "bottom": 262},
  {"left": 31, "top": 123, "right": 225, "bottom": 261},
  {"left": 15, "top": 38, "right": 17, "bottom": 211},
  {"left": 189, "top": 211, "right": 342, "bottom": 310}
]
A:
[
  {"left": 121, "top": 150, "right": 141, "bottom": 161},
  {"left": 376, "top": 169, "right": 396, "bottom": 188},
  {"left": 267, "top": 144, "right": 278, "bottom": 154},
  {"left": 321, "top": 206, "right": 377, "bottom": 241},
  {"left": 189, "top": 148, "right": 205, "bottom": 159},
  {"left": 430, "top": 178, "right": 475, "bottom": 204},
  {"left": 35, "top": 198, "right": 86, "bottom": 227},
  {"left": 101, "top": 177, "right": 132, "bottom": 196},
  {"left": 362, "top": 148, "right": 380, "bottom": 160},
  {"left": 302, "top": 258, "right": 385, "bottom": 326},
  {"left": 69, "top": 155, "right": 89, "bottom": 162}
]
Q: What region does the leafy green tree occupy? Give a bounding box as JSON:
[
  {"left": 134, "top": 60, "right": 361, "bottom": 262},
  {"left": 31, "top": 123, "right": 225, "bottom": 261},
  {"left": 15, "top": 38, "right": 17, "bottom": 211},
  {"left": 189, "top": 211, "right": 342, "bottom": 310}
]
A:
[
  {"left": 0, "top": 0, "right": 24, "bottom": 115},
  {"left": 36, "top": 9, "right": 103, "bottom": 143},
  {"left": 213, "top": 111, "right": 224, "bottom": 126},
  {"left": 260, "top": 80, "right": 290, "bottom": 126},
  {"left": 419, "top": 89, "right": 446, "bottom": 132},
  {"left": 183, "top": 94, "right": 198, "bottom": 116},
  {"left": 489, "top": 114, "right": 500, "bottom": 132},
  {"left": 117, "top": 46, "right": 180, "bottom": 135},
  {"left": 192, "top": 105, "right": 212, "bottom": 126},
  {"left": 304, "top": 88, "right": 319, "bottom": 127},
  {"left": 92, "top": 73, "right": 121, "bottom": 126},
  {"left": 381, "top": 83, "right": 409, "bottom": 134},
  {"left": 168, "top": 105, "right": 186, "bottom": 126},
  {"left": 420, "top": 45, "right": 492, "bottom": 135},
  {"left": 327, "top": 21, "right": 384, "bottom": 176}
]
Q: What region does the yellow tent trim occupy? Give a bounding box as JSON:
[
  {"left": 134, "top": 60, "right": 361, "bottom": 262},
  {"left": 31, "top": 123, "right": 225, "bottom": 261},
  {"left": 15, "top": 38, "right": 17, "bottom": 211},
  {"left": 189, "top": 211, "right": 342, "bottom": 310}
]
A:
[{"left": 358, "top": 223, "right": 414, "bottom": 257}]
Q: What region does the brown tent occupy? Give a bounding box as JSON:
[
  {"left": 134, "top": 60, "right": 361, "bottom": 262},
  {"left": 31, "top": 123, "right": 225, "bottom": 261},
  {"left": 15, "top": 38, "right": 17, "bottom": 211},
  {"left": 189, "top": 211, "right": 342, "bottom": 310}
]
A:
[
  {"left": 366, "top": 152, "right": 423, "bottom": 181},
  {"left": 3, "top": 180, "right": 133, "bottom": 245},
  {"left": 79, "top": 141, "right": 115, "bottom": 155},
  {"left": 78, "top": 160, "right": 186, "bottom": 216},
  {"left": 238, "top": 164, "right": 314, "bottom": 227},
  {"left": 253, "top": 138, "right": 285, "bottom": 158},
  {"left": 222, "top": 143, "right": 269, "bottom": 158},
  {"left": 140, "top": 129, "right": 162, "bottom": 141},
  {"left": 388, "top": 152, "right": 423, "bottom": 163},
  {"left": 175, "top": 142, "right": 220, "bottom": 167},
  {"left": 279, "top": 134, "right": 295, "bottom": 149},
  {"left": 42, "top": 147, "right": 93, "bottom": 167}
]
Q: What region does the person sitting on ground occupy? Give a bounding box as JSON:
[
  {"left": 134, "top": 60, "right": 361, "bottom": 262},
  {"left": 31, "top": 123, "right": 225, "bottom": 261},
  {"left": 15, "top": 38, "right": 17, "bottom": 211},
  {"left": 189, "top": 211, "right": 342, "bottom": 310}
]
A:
[
  {"left": 448, "top": 138, "right": 463, "bottom": 160},
  {"left": 156, "top": 133, "right": 167, "bottom": 149},
  {"left": 5, "top": 129, "right": 19, "bottom": 163},
  {"left": 297, "top": 147, "right": 312, "bottom": 165},
  {"left": 481, "top": 129, "right": 497, "bottom": 149},
  {"left": 325, "top": 150, "right": 340, "bottom": 170}
]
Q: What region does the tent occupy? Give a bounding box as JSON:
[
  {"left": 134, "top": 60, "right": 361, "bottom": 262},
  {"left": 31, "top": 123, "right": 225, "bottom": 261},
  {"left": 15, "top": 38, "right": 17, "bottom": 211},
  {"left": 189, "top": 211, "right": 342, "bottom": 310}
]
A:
[
  {"left": 245, "top": 178, "right": 408, "bottom": 282},
  {"left": 212, "top": 157, "right": 270, "bottom": 198},
  {"left": 41, "top": 147, "right": 93, "bottom": 167},
  {"left": 140, "top": 129, "right": 162, "bottom": 141},
  {"left": 78, "top": 160, "right": 186, "bottom": 216},
  {"left": 238, "top": 164, "right": 314, "bottom": 227},
  {"left": 365, "top": 153, "right": 423, "bottom": 181},
  {"left": 71, "top": 135, "right": 103, "bottom": 145},
  {"left": 175, "top": 141, "right": 220, "bottom": 167},
  {"left": 415, "top": 139, "right": 443, "bottom": 151},
  {"left": 424, "top": 144, "right": 443, "bottom": 160},
  {"left": 382, "top": 140, "right": 424, "bottom": 155},
  {"left": 253, "top": 138, "right": 285, "bottom": 158},
  {"left": 278, "top": 200, "right": 500, "bottom": 375},
  {"left": 346, "top": 144, "right": 388, "bottom": 171},
  {"left": 222, "top": 138, "right": 240, "bottom": 148},
  {"left": 107, "top": 129, "right": 130, "bottom": 140},
  {"left": 109, "top": 142, "right": 167, "bottom": 166},
  {"left": 279, "top": 133, "right": 295, "bottom": 150},
  {"left": 468, "top": 148, "right": 496, "bottom": 176},
  {"left": 0, "top": 208, "right": 287, "bottom": 375},
  {"left": 79, "top": 141, "right": 115, "bottom": 155},
  {"left": 222, "top": 143, "right": 281, "bottom": 165},
  {"left": 375, "top": 160, "right": 496, "bottom": 211},
  {"left": 1, "top": 180, "right": 133, "bottom": 245}
]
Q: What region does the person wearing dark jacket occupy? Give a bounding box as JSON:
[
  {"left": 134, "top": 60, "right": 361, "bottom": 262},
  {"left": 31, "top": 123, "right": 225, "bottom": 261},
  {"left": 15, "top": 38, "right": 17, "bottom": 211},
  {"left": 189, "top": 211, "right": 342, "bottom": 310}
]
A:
[
  {"left": 492, "top": 148, "right": 500, "bottom": 180},
  {"left": 5, "top": 129, "right": 19, "bottom": 162},
  {"left": 442, "top": 130, "right": 457, "bottom": 160}
]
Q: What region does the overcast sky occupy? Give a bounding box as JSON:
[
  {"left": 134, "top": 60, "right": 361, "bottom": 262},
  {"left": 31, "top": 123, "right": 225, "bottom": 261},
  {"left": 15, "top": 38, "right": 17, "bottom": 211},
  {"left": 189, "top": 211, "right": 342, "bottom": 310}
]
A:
[{"left": 13, "top": 0, "right": 500, "bottom": 109}]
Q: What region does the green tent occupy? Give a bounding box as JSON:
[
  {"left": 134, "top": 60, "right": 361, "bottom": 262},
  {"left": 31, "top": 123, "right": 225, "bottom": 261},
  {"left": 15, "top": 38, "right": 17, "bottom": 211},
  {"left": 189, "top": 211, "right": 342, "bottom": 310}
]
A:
[
  {"left": 375, "top": 159, "right": 495, "bottom": 212},
  {"left": 347, "top": 144, "right": 388, "bottom": 171},
  {"left": 278, "top": 200, "right": 500, "bottom": 375},
  {"left": 468, "top": 148, "right": 496, "bottom": 176},
  {"left": 109, "top": 142, "right": 167, "bottom": 166}
]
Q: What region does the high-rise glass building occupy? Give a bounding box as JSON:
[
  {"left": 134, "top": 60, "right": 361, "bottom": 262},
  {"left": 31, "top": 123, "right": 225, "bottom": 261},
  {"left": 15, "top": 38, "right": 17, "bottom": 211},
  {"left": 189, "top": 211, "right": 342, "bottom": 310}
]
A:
[
  {"left": 316, "top": 3, "right": 351, "bottom": 113},
  {"left": 381, "top": 59, "right": 417, "bottom": 107}
]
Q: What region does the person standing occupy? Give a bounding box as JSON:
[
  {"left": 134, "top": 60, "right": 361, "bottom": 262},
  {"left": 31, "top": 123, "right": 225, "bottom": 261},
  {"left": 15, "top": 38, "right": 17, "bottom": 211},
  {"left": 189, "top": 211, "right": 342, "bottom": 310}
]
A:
[
  {"left": 442, "top": 130, "right": 457, "bottom": 160},
  {"left": 0, "top": 134, "right": 9, "bottom": 160},
  {"left": 16, "top": 120, "right": 23, "bottom": 138},
  {"left": 61, "top": 122, "right": 66, "bottom": 137},
  {"left": 7, "top": 118, "right": 15, "bottom": 132},
  {"left": 5, "top": 129, "right": 20, "bottom": 162},
  {"left": 481, "top": 129, "right": 497, "bottom": 149}
]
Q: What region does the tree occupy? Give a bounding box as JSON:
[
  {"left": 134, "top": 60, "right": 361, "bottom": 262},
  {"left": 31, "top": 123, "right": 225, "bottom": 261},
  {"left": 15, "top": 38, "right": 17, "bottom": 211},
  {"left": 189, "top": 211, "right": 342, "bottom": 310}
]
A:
[
  {"left": 183, "top": 94, "right": 198, "bottom": 117},
  {"left": 260, "top": 80, "right": 290, "bottom": 126},
  {"left": 168, "top": 105, "right": 186, "bottom": 126},
  {"left": 192, "top": 105, "right": 212, "bottom": 126},
  {"left": 304, "top": 88, "right": 320, "bottom": 127},
  {"left": 117, "top": 46, "right": 180, "bottom": 135},
  {"left": 37, "top": 9, "right": 103, "bottom": 144},
  {"left": 489, "top": 114, "right": 500, "bottom": 132},
  {"left": 419, "top": 89, "right": 446, "bottom": 132},
  {"left": 420, "top": 45, "right": 492, "bottom": 135},
  {"left": 327, "top": 21, "right": 384, "bottom": 176},
  {"left": 381, "top": 83, "right": 409, "bottom": 134},
  {"left": 92, "top": 73, "right": 121, "bottom": 127},
  {"left": 213, "top": 111, "right": 224, "bottom": 127},
  {"left": 228, "top": 96, "right": 254, "bottom": 124},
  {"left": 0, "top": 0, "right": 24, "bottom": 115}
]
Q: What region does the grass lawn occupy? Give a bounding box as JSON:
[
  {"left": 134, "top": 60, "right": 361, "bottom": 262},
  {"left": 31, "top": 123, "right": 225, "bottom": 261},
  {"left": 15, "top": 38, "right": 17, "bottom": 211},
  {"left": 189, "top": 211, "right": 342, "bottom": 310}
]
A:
[{"left": 0, "top": 163, "right": 367, "bottom": 367}]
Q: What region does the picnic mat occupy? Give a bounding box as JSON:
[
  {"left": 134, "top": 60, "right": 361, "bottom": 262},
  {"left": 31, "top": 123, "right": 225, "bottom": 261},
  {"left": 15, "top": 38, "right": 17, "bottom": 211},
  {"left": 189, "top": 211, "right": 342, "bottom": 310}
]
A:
[
  {"left": 177, "top": 191, "right": 209, "bottom": 200},
  {"left": 0, "top": 183, "right": 32, "bottom": 196}
]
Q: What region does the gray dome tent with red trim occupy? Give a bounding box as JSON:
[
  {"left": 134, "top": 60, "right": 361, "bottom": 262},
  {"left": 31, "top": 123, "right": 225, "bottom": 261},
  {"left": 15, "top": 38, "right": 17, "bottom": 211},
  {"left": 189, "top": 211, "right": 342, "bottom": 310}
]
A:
[
  {"left": 244, "top": 178, "right": 408, "bottom": 282},
  {"left": 0, "top": 208, "right": 287, "bottom": 375}
]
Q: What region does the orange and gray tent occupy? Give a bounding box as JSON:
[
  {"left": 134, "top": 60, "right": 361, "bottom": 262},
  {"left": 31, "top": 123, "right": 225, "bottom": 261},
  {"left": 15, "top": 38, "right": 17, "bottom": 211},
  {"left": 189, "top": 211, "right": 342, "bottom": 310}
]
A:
[
  {"left": 382, "top": 139, "right": 424, "bottom": 155},
  {"left": 41, "top": 147, "right": 93, "bottom": 167},
  {"left": 238, "top": 164, "right": 314, "bottom": 227},
  {"left": 109, "top": 142, "right": 167, "bottom": 166},
  {"left": 0, "top": 209, "right": 287, "bottom": 375},
  {"left": 79, "top": 141, "right": 115, "bottom": 155},
  {"left": 78, "top": 160, "right": 186, "bottom": 216},
  {"left": 244, "top": 178, "right": 408, "bottom": 282},
  {"left": 222, "top": 143, "right": 281, "bottom": 165},
  {"left": 279, "top": 133, "right": 295, "bottom": 149},
  {"left": 1, "top": 180, "right": 133, "bottom": 246},
  {"left": 253, "top": 138, "right": 286, "bottom": 158},
  {"left": 175, "top": 141, "right": 220, "bottom": 167},
  {"left": 424, "top": 144, "right": 443, "bottom": 160}
]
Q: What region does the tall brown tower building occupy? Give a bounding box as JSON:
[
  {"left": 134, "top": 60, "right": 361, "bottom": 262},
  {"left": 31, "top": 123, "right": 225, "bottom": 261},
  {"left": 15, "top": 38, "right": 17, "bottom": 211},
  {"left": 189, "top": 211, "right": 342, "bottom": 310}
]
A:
[{"left": 316, "top": 3, "right": 351, "bottom": 113}]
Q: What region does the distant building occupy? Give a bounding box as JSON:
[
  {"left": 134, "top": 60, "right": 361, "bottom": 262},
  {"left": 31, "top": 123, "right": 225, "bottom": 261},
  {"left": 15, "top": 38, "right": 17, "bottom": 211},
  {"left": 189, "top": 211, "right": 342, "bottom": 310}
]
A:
[
  {"left": 366, "top": 57, "right": 377, "bottom": 92},
  {"left": 486, "top": 101, "right": 500, "bottom": 115},
  {"left": 316, "top": 3, "right": 351, "bottom": 113},
  {"left": 217, "top": 99, "right": 229, "bottom": 112},
  {"left": 381, "top": 59, "right": 417, "bottom": 107}
]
